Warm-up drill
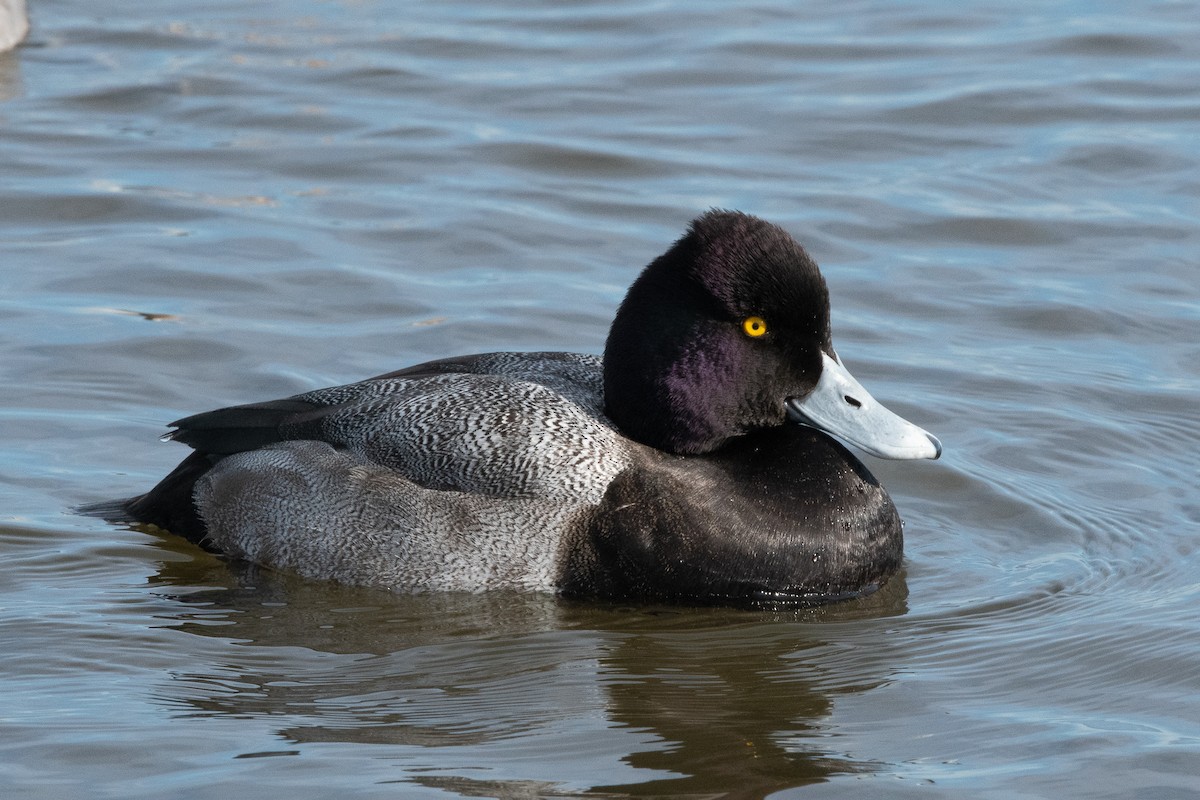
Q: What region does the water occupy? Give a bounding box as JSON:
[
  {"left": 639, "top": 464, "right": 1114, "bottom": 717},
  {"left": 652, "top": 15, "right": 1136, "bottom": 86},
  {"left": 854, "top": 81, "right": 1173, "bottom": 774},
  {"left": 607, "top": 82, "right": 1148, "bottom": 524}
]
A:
[{"left": 2, "top": 0, "right": 1199, "bottom": 797}]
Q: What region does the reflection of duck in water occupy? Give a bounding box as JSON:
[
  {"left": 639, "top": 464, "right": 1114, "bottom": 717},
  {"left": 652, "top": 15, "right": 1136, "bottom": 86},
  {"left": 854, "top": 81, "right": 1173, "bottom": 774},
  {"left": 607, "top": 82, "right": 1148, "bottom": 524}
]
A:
[
  {"left": 90, "top": 212, "right": 939, "bottom": 607},
  {"left": 0, "top": 0, "right": 28, "bottom": 53},
  {"left": 149, "top": 568, "right": 905, "bottom": 797}
]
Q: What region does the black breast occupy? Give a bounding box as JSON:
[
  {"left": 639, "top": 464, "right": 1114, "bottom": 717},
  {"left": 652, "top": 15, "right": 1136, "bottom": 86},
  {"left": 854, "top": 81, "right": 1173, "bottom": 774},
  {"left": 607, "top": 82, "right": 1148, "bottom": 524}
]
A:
[{"left": 558, "top": 426, "right": 902, "bottom": 608}]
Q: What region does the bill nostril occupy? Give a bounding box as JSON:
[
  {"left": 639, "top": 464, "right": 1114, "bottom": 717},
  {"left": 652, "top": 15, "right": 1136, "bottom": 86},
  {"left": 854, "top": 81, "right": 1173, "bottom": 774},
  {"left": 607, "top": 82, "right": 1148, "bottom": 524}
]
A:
[{"left": 844, "top": 395, "right": 862, "bottom": 408}]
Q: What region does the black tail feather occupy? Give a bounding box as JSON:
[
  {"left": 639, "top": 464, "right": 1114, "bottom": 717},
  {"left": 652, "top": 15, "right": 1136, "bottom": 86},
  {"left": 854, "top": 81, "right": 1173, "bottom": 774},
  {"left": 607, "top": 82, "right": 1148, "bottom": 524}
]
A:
[
  {"left": 168, "top": 398, "right": 320, "bottom": 455},
  {"left": 79, "top": 451, "right": 217, "bottom": 546},
  {"left": 77, "top": 498, "right": 138, "bottom": 523}
]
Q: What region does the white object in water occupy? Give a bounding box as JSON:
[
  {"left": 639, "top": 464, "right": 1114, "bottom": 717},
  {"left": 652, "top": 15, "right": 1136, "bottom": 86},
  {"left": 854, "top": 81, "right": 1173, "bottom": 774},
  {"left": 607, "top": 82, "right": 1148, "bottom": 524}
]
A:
[{"left": 0, "top": 0, "right": 29, "bottom": 53}]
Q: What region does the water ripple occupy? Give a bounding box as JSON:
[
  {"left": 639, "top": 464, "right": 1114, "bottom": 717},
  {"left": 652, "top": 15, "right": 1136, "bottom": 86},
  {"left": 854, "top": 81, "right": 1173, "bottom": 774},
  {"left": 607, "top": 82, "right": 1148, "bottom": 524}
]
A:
[{"left": 3, "top": 0, "right": 1199, "bottom": 797}]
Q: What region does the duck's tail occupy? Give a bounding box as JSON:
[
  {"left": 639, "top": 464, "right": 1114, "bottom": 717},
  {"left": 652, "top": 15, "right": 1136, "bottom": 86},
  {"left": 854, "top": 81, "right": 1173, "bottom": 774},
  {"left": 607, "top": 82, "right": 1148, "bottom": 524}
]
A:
[{"left": 77, "top": 451, "right": 217, "bottom": 547}]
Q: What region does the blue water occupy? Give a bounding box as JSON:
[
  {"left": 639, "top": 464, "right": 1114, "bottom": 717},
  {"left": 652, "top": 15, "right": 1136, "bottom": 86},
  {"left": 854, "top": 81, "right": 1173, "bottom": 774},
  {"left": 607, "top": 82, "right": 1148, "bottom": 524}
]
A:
[{"left": 2, "top": 1, "right": 1199, "bottom": 797}]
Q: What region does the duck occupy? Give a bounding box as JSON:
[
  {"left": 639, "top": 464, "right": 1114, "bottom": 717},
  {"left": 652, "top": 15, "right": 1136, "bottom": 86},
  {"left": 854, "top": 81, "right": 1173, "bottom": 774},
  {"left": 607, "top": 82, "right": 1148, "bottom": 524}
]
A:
[{"left": 88, "top": 211, "right": 941, "bottom": 607}]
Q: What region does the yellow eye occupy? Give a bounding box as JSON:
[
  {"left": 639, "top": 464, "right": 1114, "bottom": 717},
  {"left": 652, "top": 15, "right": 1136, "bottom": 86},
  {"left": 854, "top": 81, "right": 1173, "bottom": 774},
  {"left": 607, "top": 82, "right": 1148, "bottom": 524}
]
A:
[{"left": 742, "top": 316, "right": 768, "bottom": 338}]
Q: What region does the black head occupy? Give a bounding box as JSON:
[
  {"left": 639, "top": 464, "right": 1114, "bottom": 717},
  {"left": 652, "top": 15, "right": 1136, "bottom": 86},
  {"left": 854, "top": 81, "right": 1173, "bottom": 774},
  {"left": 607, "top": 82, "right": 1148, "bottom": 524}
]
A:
[{"left": 604, "top": 211, "right": 834, "bottom": 454}]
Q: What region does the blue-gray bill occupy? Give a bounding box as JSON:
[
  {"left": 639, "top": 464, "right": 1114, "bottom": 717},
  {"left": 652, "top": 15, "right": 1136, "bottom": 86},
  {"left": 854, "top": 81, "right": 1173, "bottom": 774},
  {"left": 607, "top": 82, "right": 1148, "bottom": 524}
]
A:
[{"left": 786, "top": 353, "right": 942, "bottom": 460}]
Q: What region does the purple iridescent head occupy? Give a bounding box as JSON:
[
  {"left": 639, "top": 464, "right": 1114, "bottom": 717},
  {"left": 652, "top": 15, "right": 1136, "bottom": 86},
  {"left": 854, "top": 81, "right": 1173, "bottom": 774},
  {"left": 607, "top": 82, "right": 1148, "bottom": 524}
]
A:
[{"left": 603, "top": 211, "right": 940, "bottom": 460}]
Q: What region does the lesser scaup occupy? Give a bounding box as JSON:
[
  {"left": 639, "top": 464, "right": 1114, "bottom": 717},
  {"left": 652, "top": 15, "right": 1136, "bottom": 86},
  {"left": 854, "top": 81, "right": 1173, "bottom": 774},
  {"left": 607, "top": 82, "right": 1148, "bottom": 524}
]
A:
[{"left": 88, "top": 211, "right": 940, "bottom": 607}]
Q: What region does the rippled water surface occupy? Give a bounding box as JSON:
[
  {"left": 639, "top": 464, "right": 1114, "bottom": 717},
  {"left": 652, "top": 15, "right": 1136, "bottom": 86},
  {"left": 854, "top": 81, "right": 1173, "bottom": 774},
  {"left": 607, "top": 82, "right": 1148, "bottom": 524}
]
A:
[{"left": 3, "top": 1, "right": 1199, "bottom": 797}]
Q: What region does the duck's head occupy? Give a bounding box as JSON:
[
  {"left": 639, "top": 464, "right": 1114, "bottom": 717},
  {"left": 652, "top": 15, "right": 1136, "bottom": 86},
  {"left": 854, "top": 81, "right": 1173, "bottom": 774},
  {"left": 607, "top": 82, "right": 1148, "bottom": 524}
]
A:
[{"left": 603, "top": 210, "right": 941, "bottom": 459}]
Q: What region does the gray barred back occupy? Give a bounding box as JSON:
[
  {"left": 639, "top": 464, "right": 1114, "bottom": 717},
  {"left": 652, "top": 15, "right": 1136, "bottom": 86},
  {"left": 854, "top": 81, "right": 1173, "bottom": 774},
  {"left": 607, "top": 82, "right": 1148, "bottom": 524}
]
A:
[
  {"left": 284, "top": 352, "right": 631, "bottom": 500},
  {"left": 191, "top": 352, "right": 638, "bottom": 591}
]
